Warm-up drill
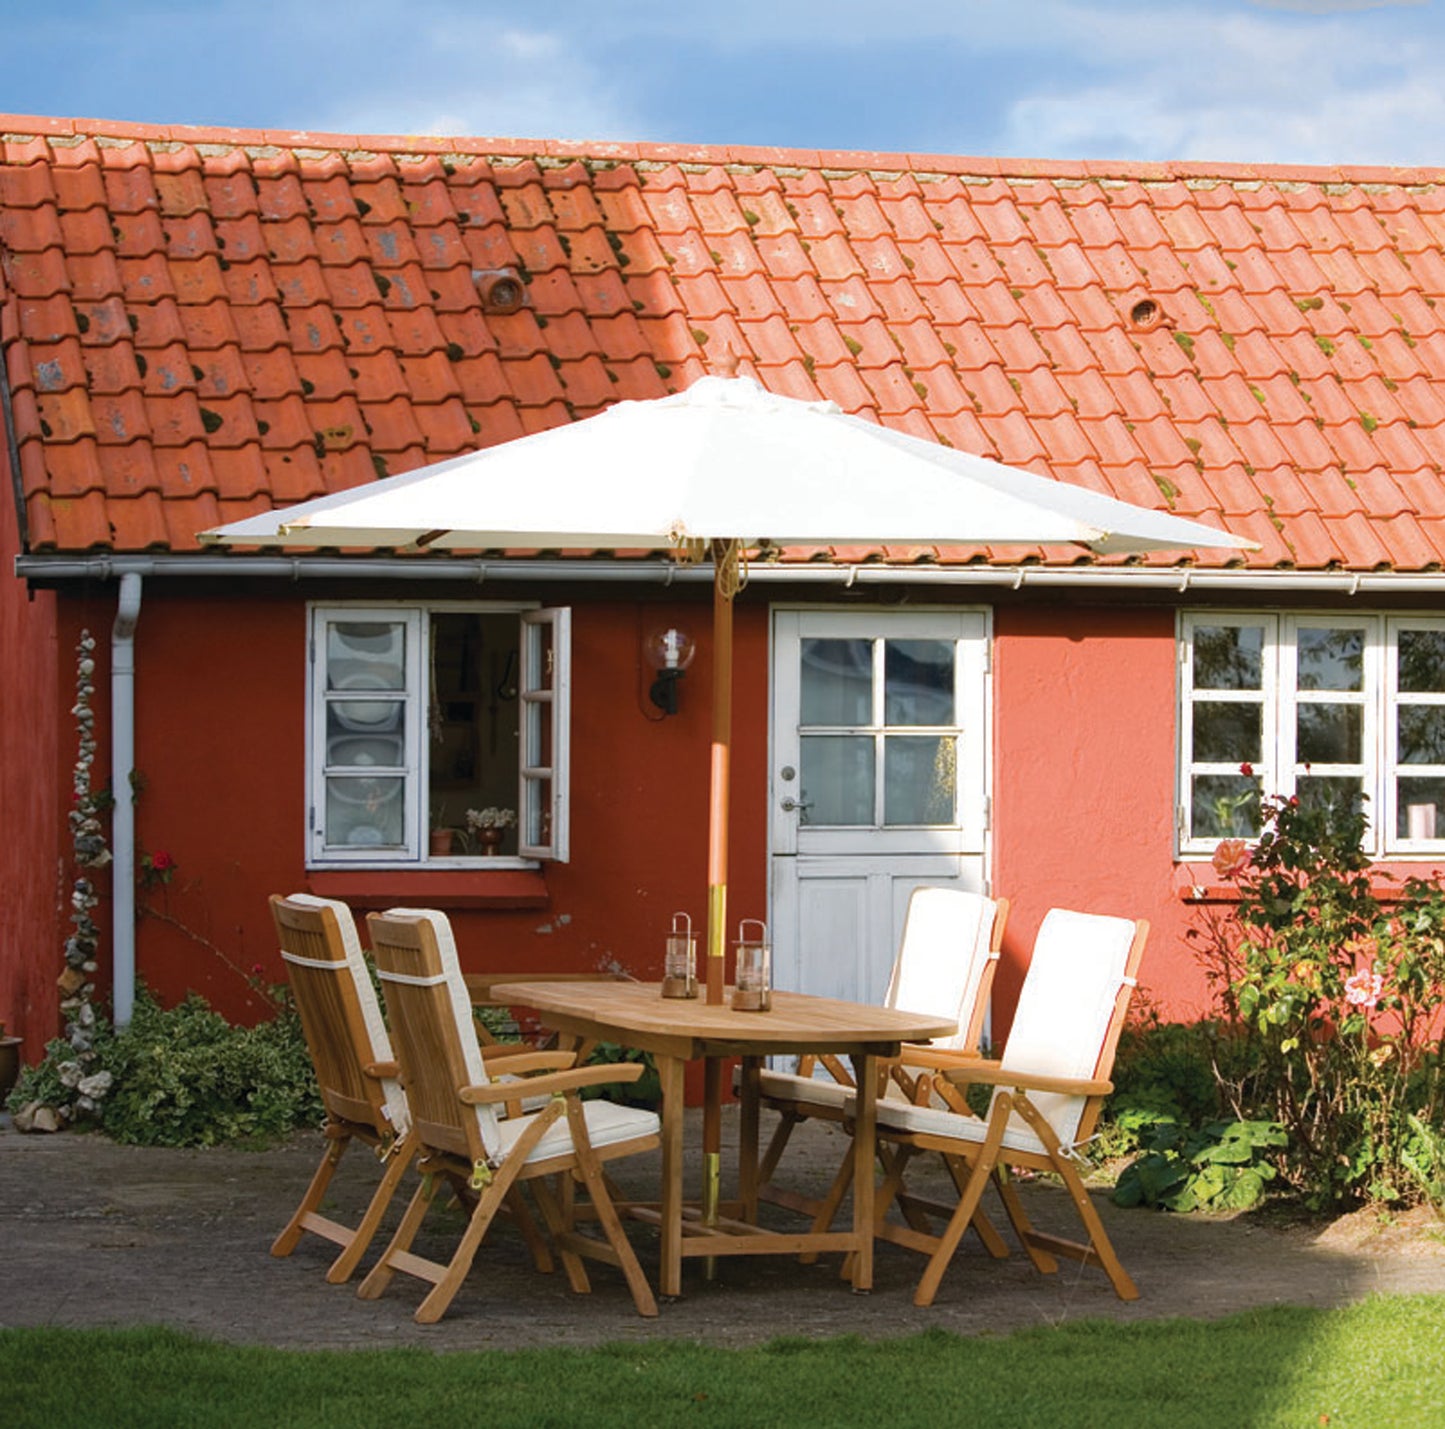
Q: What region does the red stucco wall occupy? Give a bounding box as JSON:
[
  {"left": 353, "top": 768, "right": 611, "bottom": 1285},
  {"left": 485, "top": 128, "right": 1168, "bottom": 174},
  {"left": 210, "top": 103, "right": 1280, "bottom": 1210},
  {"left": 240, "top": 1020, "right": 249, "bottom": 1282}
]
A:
[
  {"left": 54, "top": 585, "right": 768, "bottom": 1025},
  {"left": 991, "top": 600, "right": 1204, "bottom": 1038},
  {"left": 0, "top": 503, "right": 62, "bottom": 1062},
  {"left": 26, "top": 582, "right": 1246, "bottom": 1066}
]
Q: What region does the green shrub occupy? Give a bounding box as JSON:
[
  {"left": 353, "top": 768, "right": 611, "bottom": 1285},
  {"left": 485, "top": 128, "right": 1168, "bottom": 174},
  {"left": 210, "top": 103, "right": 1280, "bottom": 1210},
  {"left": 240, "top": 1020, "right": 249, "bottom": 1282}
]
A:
[
  {"left": 1113, "top": 1119, "right": 1286, "bottom": 1212},
  {"left": 7, "top": 989, "right": 321, "bottom": 1147},
  {"left": 581, "top": 1041, "right": 662, "bottom": 1108},
  {"left": 1193, "top": 793, "right": 1445, "bottom": 1211}
]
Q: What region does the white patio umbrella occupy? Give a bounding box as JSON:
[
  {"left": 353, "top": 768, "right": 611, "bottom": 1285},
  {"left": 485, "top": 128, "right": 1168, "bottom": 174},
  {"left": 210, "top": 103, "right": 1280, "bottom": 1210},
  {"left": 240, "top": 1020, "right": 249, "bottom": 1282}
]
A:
[{"left": 202, "top": 374, "right": 1254, "bottom": 1003}]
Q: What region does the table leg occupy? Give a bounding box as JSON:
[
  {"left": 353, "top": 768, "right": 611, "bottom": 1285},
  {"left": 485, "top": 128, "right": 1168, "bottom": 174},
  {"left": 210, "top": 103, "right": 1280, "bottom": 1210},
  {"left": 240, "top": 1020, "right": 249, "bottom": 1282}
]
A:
[
  {"left": 737, "top": 1055, "right": 761, "bottom": 1223},
  {"left": 659, "top": 1053, "right": 685, "bottom": 1299},
  {"left": 702, "top": 1057, "right": 722, "bottom": 1278},
  {"left": 849, "top": 1051, "right": 877, "bottom": 1292}
]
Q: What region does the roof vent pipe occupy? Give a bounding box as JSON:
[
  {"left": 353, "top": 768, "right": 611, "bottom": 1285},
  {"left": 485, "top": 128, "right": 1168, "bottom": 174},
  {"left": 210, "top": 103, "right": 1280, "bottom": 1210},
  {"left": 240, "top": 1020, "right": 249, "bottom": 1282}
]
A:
[{"left": 111, "top": 572, "right": 142, "bottom": 1028}]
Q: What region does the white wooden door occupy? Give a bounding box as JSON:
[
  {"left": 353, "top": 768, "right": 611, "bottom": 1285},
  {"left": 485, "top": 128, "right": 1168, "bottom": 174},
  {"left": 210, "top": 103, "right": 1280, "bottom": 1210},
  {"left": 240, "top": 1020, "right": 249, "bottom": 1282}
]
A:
[{"left": 770, "top": 608, "right": 991, "bottom": 1005}]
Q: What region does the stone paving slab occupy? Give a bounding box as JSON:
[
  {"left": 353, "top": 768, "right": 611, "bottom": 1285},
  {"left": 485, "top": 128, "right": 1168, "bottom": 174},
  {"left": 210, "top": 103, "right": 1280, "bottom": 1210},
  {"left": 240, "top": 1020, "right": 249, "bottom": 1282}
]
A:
[{"left": 2, "top": 1112, "right": 1442, "bottom": 1351}]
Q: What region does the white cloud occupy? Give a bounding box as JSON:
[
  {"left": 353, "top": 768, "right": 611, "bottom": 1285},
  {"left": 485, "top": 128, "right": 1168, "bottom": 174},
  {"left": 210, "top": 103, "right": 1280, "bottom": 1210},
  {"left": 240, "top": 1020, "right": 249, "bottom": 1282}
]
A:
[
  {"left": 313, "top": 21, "right": 640, "bottom": 142},
  {"left": 989, "top": 4, "right": 1445, "bottom": 164}
]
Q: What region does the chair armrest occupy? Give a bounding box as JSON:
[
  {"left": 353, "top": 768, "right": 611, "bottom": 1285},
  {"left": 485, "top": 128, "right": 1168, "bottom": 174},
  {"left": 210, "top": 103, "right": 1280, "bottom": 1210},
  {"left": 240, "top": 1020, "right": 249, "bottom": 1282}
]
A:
[
  {"left": 481, "top": 1050, "right": 577, "bottom": 1076},
  {"left": 363, "top": 1060, "right": 400, "bottom": 1079},
  {"left": 941, "top": 1063, "right": 1114, "bottom": 1097},
  {"left": 894, "top": 1046, "right": 985, "bottom": 1071},
  {"left": 459, "top": 1062, "right": 647, "bottom": 1104}
]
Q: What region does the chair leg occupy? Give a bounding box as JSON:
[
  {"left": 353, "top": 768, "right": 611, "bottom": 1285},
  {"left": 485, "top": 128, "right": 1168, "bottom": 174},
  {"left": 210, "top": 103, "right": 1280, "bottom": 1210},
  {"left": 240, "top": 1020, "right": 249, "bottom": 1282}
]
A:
[
  {"left": 991, "top": 1166, "right": 1059, "bottom": 1274},
  {"left": 503, "top": 1183, "right": 556, "bottom": 1276},
  {"left": 529, "top": 1174, "right": 593, "bottom": 1294},
  {"left": 563, "top": 1098, "right": 658, "bottom": 1318},
  {"left": 357, "top": 1165, "right": 444, "bottom": 1301},
  {"left": 271, "top": 1129, "right": 347, "bottom": 1257},
  {"left": 1011, "top": 1094, "right": 1139, "bottom": 1301},
  {"left": 913, "top": 1098, "right": 1012, "bottom": 1307},
  {"left": 414, "top": 1167, "right": 524, "bottom": 1324},
  {"left": 758, "top": 1109, "right": 801, "bottom": 1185},
  {"left": 801, "top": 1145, "right": 857, "bottom": 1266},
  {"left": 940, "top": 1152, "right": 1011, "bottom": 1261},
  {"left": 325, "top": 1134, "right": 417, "bottom": 1283}
]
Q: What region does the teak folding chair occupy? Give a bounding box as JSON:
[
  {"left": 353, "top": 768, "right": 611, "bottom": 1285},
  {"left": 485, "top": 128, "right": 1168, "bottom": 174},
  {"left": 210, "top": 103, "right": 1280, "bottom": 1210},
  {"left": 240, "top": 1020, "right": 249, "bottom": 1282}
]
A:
[
  {"left": 754, "top": 888, "right": 1007, "bottom": 1228},
  {"left": 868, "top": 908, "right": 1149, "bottom": 1306},
  {"left": 268, "top": 893, "right": 417, "bottom": 1283},
  {"left": 359, "top": 908, "right": 661, "bottom": 1321}
]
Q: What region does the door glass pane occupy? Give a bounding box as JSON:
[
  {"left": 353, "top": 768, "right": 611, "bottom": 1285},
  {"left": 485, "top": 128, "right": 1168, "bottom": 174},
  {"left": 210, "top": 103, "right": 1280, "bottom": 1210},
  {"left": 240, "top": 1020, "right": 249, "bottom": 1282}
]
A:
[
  {"left": 884, "top": 640, "right": 954, "bottom": 726},
  {"left": 1398, "top": 706, "right": 1445, "bottom": 764},
  {"left": 1297, "top": 704, "right": 1362, "bottom": 764},
  {"left": 1297, "top": 627, "right": 1363, "bottom": 692},
  {"left": 801, "top": 639, "right": 872, "bottom": 725},
  {"left": 1191, "top": 773, "right": 1261, "bottom": 838},
  {"left": 884, "top": 735, "right": 956, "bottom": 825},
  {"left": 800, "top": 735, "right": 874, "bottom": 825},
  {"left": 1399, "top": 629, "right": 1445, "bottom": 693},
  {"left": 326, "top": 775, "right": 405, "bottom": 848},
  {"left": 1192, "top": 701, "right": 1262, "bottom": 764},
  {"left": 1398, "top": 778, "right": 1445, "bottom": 839},
  {"left": 1193, "top": 624, "right": 1264, "bottom": 690}
]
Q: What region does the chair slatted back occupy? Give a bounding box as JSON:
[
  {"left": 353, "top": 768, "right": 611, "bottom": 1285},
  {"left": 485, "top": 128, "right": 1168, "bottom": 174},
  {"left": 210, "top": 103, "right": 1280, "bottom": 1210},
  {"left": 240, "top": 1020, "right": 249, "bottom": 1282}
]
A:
[
  {"left": 270, "top": 893, "right": 407, "bottom": 1137},
  {"left": 886, "top": 889, "right": 1007, "bottom": 1053},
  {"left": 996, "top": 910, "right": 1148, "bottom": 1151},
  {"left": 366, "top": 908, "right": 501, "bottom": 1165}
]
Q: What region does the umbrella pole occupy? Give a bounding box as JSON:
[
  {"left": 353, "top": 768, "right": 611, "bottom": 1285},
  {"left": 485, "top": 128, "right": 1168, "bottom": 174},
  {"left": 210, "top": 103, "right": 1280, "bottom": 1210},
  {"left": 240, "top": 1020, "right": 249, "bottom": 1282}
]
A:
[
  {"left": 704, "top": 538, "right": 740, "bottom": 1008},
  {"left": 702, "top": 539, "right": 740, "bottom": 1277}
]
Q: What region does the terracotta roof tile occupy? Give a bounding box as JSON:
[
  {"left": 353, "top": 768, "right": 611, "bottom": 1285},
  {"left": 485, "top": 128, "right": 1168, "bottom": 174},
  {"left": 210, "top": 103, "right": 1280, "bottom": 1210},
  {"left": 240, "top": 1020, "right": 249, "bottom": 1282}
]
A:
[{"left": 8, "top": 120, "right": 1445, "bottom": 568}]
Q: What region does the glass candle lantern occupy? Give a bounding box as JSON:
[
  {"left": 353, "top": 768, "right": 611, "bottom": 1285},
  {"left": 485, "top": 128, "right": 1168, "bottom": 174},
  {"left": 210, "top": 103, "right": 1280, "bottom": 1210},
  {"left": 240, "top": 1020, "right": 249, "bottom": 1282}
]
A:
[
  {"left": 731, "top": 919, "right": 771, "bottom": 1012},
  {"left": 661, "top": 911, "right": 698, "bottom": 999}
]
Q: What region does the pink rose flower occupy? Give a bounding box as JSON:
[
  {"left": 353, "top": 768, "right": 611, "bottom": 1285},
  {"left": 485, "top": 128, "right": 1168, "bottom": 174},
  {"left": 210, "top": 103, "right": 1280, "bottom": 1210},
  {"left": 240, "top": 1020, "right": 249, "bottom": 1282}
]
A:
[{"left": 1344, "top": 967, "right": 1383, "bottom": 1009}]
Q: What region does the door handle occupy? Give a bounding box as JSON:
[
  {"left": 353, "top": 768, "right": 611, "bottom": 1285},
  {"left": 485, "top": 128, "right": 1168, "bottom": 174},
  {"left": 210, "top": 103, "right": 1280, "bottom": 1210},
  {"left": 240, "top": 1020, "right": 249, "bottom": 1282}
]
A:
[{"left": 780, "top": 797, "right": 813, "bottom": 813}]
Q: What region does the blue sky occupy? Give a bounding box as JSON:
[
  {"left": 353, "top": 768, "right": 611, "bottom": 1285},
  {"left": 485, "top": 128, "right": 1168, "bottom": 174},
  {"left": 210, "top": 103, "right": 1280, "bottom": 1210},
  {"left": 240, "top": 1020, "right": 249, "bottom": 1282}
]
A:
[{"left": 3, "top": 0, "right": 1442, "bottom": 167}]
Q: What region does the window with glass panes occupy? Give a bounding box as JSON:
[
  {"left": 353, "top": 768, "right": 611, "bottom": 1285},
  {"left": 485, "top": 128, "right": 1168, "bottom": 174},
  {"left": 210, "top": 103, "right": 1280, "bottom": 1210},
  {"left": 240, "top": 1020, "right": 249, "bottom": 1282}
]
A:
[
  {"left": 1179, "top": 613, "right": 1445, "bottom": 855},
  {"left": 307, "top": 603, "right": 569, "bottom": 866},
  {"left": 798, "top": 635, "right": 961, "bottom": 828}
]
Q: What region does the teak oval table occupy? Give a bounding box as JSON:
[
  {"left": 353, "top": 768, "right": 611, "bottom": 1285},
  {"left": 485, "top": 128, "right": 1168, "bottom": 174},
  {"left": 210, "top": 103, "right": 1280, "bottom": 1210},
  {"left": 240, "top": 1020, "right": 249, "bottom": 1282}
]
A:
[{"left": 489, "top": 980, "right": 955, "bottom": 1299}]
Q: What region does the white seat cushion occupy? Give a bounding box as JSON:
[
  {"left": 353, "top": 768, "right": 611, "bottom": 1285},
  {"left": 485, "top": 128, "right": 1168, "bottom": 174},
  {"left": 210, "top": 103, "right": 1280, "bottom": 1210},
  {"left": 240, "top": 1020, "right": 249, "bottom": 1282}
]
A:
[
  {"left": 870, "top": 1094, "right": 1050, "bottom": 1158},
  {"left": 285, "top": 892, "right": 411, "bottom": 1138},
  {"left": 497, "top": 1098, "right": 660, "bottom": 1165},
  {"left": 756, "top": 1069, "right": 852, "bottom": 1110}
]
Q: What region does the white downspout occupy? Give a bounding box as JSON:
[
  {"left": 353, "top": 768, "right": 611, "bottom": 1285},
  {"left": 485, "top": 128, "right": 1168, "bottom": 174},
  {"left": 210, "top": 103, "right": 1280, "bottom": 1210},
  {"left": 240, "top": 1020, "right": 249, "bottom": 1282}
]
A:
[{"left": 111, "top": 572, "right": 142, "bottom": 1028}]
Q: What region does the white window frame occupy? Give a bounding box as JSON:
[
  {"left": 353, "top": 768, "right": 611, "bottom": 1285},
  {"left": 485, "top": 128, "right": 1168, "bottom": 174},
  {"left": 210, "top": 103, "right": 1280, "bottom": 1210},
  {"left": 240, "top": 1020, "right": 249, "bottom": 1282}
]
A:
[
  {"left": 1178, "top": 610, "right": 1445, "bottom": 859},
  {"left": 307, "top": 601, "right": 570, "bottom": 868}
]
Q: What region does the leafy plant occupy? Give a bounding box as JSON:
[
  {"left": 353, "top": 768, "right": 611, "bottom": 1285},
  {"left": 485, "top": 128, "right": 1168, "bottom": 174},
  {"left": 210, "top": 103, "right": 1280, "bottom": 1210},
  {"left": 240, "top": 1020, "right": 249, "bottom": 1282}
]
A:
[
  {"left": 581, "top": 1041, "right": 661, "bottom": 1108},
  {"left": 8, "top": 988, "right": 321, "bottom": 1147},
  {"left": 1113, "top": 1119, "right": 1286, "bottom": 1212},
  {"left": 1190, "top": 791, "right": 1445, "bottom": 1211}
]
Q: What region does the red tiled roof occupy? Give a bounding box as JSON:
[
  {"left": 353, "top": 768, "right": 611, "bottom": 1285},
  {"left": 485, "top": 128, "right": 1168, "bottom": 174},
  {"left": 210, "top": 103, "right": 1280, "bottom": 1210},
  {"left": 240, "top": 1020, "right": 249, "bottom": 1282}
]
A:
[{"left": 6, "top": 116, "right": 1445, "bottom": 569}]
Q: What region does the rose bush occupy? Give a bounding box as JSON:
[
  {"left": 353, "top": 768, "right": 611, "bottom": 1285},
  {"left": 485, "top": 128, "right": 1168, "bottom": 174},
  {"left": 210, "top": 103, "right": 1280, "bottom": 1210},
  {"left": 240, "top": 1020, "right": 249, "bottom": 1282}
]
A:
[{"left": 1193, "top": 791, "right": 1445, "bottom": 1210}]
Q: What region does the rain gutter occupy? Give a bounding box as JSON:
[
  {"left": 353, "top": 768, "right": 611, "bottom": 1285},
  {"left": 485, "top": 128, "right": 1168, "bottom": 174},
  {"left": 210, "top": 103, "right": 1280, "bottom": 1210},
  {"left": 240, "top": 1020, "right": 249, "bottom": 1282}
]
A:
[
  {"left": 15, "top": 552, "right": 1445, "bottom": 595},
  {"left": 110, "top": 571, "right": 142, "bottom": 1029}
]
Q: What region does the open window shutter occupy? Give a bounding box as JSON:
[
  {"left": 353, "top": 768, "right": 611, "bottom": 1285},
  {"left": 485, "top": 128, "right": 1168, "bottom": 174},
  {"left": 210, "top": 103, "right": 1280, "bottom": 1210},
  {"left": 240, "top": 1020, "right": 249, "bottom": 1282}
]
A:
[{"left": 518, "top": 607, "right": 571, "bottom": 862}]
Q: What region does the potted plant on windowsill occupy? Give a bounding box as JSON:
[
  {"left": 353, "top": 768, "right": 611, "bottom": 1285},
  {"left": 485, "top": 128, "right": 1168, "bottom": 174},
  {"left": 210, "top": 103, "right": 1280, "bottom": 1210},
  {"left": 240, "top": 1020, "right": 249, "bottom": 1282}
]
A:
[
  {"left": 465, "top": 806, "right": 517, "bottom": 856},
  {"left": 429, "top": 805, "right": 459, "bottom": 856}
]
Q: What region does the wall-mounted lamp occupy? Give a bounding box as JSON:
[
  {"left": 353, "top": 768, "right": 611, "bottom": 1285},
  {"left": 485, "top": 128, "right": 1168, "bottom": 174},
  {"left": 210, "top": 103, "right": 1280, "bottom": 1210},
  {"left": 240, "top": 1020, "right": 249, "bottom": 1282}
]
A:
[{"left": 645, "top": 626, "right": 696, "bottom": 716}]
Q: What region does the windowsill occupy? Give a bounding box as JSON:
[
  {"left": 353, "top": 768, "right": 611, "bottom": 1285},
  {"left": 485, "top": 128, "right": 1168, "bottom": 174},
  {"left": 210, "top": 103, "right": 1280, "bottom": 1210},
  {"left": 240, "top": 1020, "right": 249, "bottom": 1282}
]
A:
[
  {"left": 307, "top": 866, "right": 549, "bottom": 909},
  {"left": 1178, "top": 870, "right": 1445, "bottom": 904}
]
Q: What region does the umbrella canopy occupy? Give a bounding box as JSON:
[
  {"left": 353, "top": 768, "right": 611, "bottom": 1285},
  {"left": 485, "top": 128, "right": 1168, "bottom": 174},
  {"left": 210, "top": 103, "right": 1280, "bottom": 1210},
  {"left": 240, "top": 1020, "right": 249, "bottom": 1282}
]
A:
[
  {"left": 202, "top": 375, "right": 1254, "bottom": 558},
  {"left": 202, "top": 374, "right": 1252, "bottom": 1008}
]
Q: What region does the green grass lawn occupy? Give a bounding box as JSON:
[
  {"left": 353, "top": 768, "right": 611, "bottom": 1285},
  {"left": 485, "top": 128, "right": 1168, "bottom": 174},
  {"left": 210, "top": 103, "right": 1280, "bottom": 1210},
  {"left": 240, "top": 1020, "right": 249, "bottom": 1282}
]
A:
[{"left": 5, "top": 1294, "right": 1441, "bottom": 1429}]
